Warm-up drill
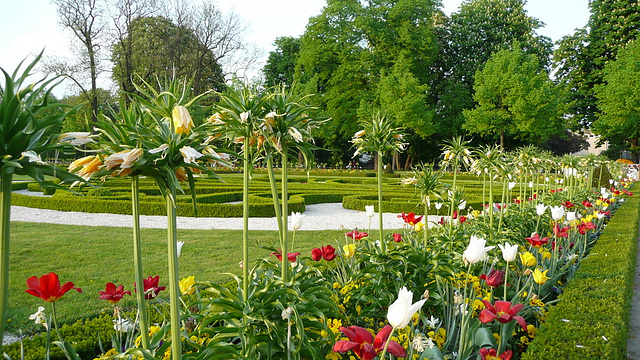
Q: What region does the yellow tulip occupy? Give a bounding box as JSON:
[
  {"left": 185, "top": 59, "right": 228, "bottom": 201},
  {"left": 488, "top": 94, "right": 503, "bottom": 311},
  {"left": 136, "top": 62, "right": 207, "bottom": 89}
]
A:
[
  {"left": 532, "top": 268, "right": 550, "bottom": 285},
  {"left": 179, "top": 276, "right": 195, "bottom": 295},
  {"left": 343, "top": 243, "right": 356, "bottom": 257},
  {"left": 519, "top": 252, "right": 537, "bottom": 267}
]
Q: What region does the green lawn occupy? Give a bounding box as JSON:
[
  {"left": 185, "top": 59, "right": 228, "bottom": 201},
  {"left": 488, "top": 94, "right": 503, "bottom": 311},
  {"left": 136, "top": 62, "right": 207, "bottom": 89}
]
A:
[{"left": 6, "top": 221, "right": 345, "bottom": 333}]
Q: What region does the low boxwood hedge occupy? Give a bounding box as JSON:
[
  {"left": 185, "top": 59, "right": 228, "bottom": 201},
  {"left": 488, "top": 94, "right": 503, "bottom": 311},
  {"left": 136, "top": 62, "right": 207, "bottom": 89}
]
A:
[{"left": 522, "top": 183, "right": 639, "bottom": 360}]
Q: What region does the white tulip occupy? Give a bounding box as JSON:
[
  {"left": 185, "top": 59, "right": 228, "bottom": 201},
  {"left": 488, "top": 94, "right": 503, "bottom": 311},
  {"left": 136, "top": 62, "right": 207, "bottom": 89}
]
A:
[
  {"left": 434, "top": 202, "right": 443, "bottom": 210},
  {"left": 463, "top": 235, "right": 495, "bottom": 264},
  {"left": 365, "top": 205, "right": 375, "bottom": 218},
  {"left": 535, "top": 203, "right": 547, "bottom": 216},
  {"left": 290, "top": 212, "right": 305, "bottom": 231},
  {"left": 497, "top": 242, "right": 518, "bottom": 262},
  {"left": 508, "top": 182, "right": 516, "bottom": 190},
  {"left": 458, "top": 200, "right": 467, "bottom": 210},
  {"left": 566, "top": 212, "right": 576, "bottom": 221},
  {"left": 387, "top": 287, "right": 427, "bottom": 329},
  {"left": 550, "top": 206, "right": 565, "bottom": 221},
  {"left": 177, "top": 241, "right": 184, "bottom": 258}
]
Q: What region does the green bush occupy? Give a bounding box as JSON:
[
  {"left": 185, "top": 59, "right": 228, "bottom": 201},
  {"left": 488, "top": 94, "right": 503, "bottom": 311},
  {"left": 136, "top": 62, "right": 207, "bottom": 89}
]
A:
[{"left": 522, "top": 183, "right": 639, "bottom": 360}]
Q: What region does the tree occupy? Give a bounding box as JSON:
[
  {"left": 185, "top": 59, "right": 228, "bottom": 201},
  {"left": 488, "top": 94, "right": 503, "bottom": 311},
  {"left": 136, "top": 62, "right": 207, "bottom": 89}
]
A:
[
  {"left": 437, "top": 0, "right": 552, "bottom": 136},
  {"left": 296, "top": 0, "right": 440, "bottom": 166},
  {"left": 111, "top": 16, "right": 225, "bottom": 99},
  {"left": 463, "top": 46, "right": 561, "bottom": 149},
  {"left": 60, "top": 89, "right": 118, "bottom": 132},
  {"left": 554, "top": 0, "right": 640, "bottom": 127},
  {"left": 593, "top": 37, "right": 640, "bottom": 162},
  {"left": 263, "top": 36, "right": 301, "bottom": 86},
  {"left": 52, "top": 0, "right": 107, "bottom": 124}
]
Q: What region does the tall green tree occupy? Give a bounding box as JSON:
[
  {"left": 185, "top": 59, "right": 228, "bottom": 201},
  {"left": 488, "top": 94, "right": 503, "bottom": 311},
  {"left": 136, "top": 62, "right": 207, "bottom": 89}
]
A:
[
  {"left": 296, "top": 0, "right": 440, "bottom": 166},
  {"left": 593, "top": 37, "right": 640, "bottom": 162},
  {"left": 463, "top": 46, "right": 562, "bottom": 149},
  {"left": 554, "top": 0, "right": 640, "bottom": 127},
  {"left": 263, "top": 36, "right": 301, "bottom": 86},
  {"left": 437, "top": 0, "right": 552, "bottom": 137},
  {"left": 112, "top": 16, "right": 225, "bottom": 99}
]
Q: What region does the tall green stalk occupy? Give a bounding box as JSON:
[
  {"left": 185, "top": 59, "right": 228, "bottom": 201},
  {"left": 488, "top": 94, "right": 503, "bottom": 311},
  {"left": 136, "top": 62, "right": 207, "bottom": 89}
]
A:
[
  {"left": 266, "top": 157, "right": 284, "bottom": 251},
  {"left": 242, "top": 137, "right": 251, "bottom": 295},
  {"left": 377, "top": 151, "right": 386, "bottom": 253},
  {"left": 281, "top": 144, "right": 290, "bottom": 282},
  {"left": 131, "top": 176, "right": 149, "bottom": 349},
  {"left": 0, "top": 173, "right": 13, "bottom": 353},
  {"left": 449, "top": 160, "right": 458, "bottom": 235},
  {"left": 165, "top": 185, "right": 182, "bottom": 360}
]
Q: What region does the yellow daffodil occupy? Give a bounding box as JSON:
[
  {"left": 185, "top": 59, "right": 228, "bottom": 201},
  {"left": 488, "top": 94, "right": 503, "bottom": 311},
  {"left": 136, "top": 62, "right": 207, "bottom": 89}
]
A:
[
  {"left": 179, "top": 276, "right": 195, "bottom": 295},
  {"left": 172, "top": 105, "right": 193, "bottom": 134},
  {"left": 343, "top": 243, "right": 356, "bottom": 257},
  {"left": 519, "top": 252, "right": 537, "bottom": 267},
  {"left": 532, "top": 268, "right": 550, "bottom": 285}
]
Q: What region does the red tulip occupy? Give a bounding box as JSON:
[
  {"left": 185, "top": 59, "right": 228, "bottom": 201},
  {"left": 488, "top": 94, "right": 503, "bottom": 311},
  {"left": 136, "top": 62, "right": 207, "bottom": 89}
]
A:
[
  {"left": 553, "top": 223, "right": 570, "bottom": 238},
  {"left": 99, "top": 283, "right": 131, "bottom": 304},
  {"left": 525, "top": 233, "right": 550, "bottom": 248},
  {"left": 333, "top": 325, "right": 406, "bottom": 360},
  {"left": 582, "top": 200, "right": 593, "bottom": 208},
  {"left": 459, "top": 215, "right": 467, "bottom": 224},
  {"left": 322, "top": 245, "right": 337, "bottom": 261},
  {"left": 479, "top": 300, "right": 527, "bottom": 331},
  {"left": 25, "top": 272, "right": 82, "bottom": 303},
  {"left": 479, "top": 348, "right": 513, "bottom": 360},
  {"left": 311, "top": 248, "right": 322, "bottom": 261},
  {"left": 479, "top": 269, "right": 505, "bottom": 288},
  {"left": 346, "top": 229, "right": 368, "bottom": 240},
  {"left": 392, "top": 233, "right": 403, "bottom": 243},
  {"left": 137, "top": 276, "right": 166, "bottom": 300},
  {"left": 398, "top": 212, "right": 423, "bottom": 226},
  {"left": 561, "top": 200, "right": 575, "bottom": 209},
  {"left": 577, "top": 221, "right": 596, "bottom": 235},
  {"left": 271, "top": 250, "right": 301, "bottom": 262}
]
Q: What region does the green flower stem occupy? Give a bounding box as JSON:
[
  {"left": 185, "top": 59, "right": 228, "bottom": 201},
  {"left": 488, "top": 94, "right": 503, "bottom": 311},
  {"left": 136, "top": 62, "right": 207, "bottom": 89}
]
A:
[
  {"left": 377, "top": 151, "right": 385, "bottom": 253},
  {"left": 51, "top": 302, "right": 62, "bottom": 341},
  {"left": 423, "top": 201, "right": 429, "bottom": 245},
  {"left": 266, "top": 158, "right": 284, "bottom": 250},
  {"left": 0, "top": 172, "right": 12, "bottom": 353},
  {"left": 281, "top": 144, "right": 290, "bottom": 282},
  {"left": 165, "top": 185, "right": 182, "bottom": 360},
  {"left": 242, "top": 136, "right": 251, "bottom": 295},
  {"left": 504, "top": 261, "right": 509, "bottom": 301},
  {"left": 449, "top": 160, "right": 458, "bottom": 235},
  {"left": 489, "top": 171, "right": 494, "bottom": 241},
  {"left": 378, "top": 327, "right": 396, "bottom": 360},
  {"left": 132, "top": 176, "right": 149, "bottom": 349}
]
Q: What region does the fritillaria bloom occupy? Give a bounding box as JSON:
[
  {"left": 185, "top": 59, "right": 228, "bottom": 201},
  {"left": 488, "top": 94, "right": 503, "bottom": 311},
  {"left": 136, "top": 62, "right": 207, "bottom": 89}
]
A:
[
  {"left": 463, "top": 235, "right": 495, "bottom": 264},
  {"left": 58, "top": 132, "right": 95, "bottom": 146},
  {"left": 387, "top": 287, "right": 427, "bottom": 329},
  {"left": 99, "top": 283, "right": 131, "bottom": 304},
  {"left": 333, "top": 325, "right": 406, "bottom": 360},
  {"left": 25, "top": 272, "right": 82, "bottom": 303},
  {"left": 179, "top": 146, "right": 204, "bottom": 164},
  {"left": 478, "top": 300, "right": 527, "bottom": 331},
  {"left": 172, "top": 105, "right": 193, "bottom": 134}
]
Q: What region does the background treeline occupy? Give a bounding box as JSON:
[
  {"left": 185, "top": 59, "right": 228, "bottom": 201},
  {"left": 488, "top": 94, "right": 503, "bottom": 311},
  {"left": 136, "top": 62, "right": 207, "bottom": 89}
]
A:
[{"left": 45, "top": 0, "right": 640, "bottom": 167}]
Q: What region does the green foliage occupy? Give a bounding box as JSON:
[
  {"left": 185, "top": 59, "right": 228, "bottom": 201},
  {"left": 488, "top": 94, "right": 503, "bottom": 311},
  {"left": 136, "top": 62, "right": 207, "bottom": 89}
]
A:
[
  {"left": 3, "top": 314, "right": 115, "bottom": 360},
  {"left": 111, "top": 16, "right": 225, "bottom": 100},
  {"left": 262, "top": 36, "right": 301, "bottom": 87},
  {"left": 522, "top": 183, "right": 639, "bottom": 359},
  {"left": 593, "top": 37, "right": 640, "bottom": 160},
  {"left": 463, "top": 45, "right": 562, "bottom": 149}
]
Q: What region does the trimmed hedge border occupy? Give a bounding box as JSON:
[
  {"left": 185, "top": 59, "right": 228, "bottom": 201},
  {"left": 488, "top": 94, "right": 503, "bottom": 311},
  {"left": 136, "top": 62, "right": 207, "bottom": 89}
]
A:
[{"left": 522, "top": 182, "right": 639, "bottom": 360}]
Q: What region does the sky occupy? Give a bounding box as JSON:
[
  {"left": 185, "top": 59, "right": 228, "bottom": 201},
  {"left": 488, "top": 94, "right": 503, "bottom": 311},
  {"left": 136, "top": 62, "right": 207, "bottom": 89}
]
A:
[{"left": 0, "top": 0, "right": 591, "bottom": 96}]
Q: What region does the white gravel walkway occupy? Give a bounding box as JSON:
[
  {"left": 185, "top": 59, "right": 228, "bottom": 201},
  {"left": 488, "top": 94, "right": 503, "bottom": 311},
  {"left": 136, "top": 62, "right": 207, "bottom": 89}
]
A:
[{"left": 10, "top": 203, "right": 445, "bottom": 231}]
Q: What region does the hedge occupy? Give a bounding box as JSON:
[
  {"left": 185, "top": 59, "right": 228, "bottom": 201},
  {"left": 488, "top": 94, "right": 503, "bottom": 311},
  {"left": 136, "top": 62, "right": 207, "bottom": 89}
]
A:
[{"left": 522, "top": 182, "right": 639, "bottom": 360}]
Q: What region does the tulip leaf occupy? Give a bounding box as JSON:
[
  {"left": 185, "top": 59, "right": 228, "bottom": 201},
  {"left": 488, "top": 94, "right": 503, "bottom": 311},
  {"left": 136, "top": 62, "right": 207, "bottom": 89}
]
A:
[
  {"left": 52, "top": 340, "right": 82, "bottom": 360},
  {"left": 474, "top": 327, "right": 497, "bottom": 348},
  {"left": 420, "top": 345, "right": 445, "bottom": 360}
]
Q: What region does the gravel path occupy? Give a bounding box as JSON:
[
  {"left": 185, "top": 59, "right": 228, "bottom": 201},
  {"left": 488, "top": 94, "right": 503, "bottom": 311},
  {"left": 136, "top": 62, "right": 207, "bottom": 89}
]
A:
[{"left": 9, "top": 203, "right": 444, "bottom": 231}]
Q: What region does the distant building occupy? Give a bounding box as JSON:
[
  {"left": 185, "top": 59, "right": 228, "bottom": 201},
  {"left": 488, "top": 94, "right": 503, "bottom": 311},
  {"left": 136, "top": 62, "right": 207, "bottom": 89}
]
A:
[{"left": 572, "top": 130, "right": 608, "bottom": 156}]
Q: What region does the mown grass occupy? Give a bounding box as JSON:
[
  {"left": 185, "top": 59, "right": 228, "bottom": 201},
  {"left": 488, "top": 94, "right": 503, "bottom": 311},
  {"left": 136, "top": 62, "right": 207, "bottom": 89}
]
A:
[{"left": 6, "top": 222, "right": 346, "bottom": 334}]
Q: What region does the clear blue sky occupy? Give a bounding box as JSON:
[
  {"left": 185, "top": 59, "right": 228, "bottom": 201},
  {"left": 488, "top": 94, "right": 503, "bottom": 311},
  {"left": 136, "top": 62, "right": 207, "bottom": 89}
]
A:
[{"left": 0, "top": 0, "right": 590, "bottom": 95}]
